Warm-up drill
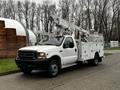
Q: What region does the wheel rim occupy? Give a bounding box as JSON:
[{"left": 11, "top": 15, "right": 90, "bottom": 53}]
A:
[
  {"left": 50, "top": 63, "right": 58, "bottom": 76},
  {"left": 94, "top": 57, "right": 99, "bottom": 65}
]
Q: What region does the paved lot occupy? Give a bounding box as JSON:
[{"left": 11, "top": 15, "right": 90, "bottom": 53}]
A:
[{"left": 0, "top": 54, "right": 120, "bottom": 90}]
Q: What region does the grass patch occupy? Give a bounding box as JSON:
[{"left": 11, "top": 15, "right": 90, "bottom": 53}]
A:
[
  {"left": 104, "top": 47, "right": 120, "bottom": 50},
  {"left": 104, "top": 53, "right": 112, "bottom": 56},
  {"left": 0, "top": 58, "right": 18, "bottom": 73}
]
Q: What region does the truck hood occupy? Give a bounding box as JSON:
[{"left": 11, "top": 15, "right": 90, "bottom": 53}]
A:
[{"left": 19, "top": 45, "right": 59, "bottom": 52}]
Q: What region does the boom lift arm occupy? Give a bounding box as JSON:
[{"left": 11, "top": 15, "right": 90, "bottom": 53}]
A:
[{"left": 50, "top": 15, "right": 89, "bottom": 36}]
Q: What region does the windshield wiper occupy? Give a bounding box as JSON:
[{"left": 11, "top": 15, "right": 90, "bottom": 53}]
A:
[
  {"left": 38, "top": 43, "right": 57, "bottom": 46},
  {"left": 45, "top": 43, "right": 59, "bottom": 46},
  {"left": 38, "top": 43, "right": 44, "bottom": 45},
  {"left": 45, "top": 44, "right": 54, "bottom": 45}
]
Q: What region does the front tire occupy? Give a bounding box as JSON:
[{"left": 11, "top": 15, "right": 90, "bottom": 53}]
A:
[
  {"left": 20, "top": 67, "right": 32, "bottom": 75},
  {"left": 48, "top": 60, "right": 59, "bottom": 77}
]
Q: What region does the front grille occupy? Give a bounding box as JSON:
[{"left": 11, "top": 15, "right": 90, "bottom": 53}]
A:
[{"left": 18, "top": 50, "right": 37, "bottom": 60}]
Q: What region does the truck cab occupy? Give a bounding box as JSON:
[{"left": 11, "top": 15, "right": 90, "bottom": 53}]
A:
[{"left": 15, "top": 35, "right": 78, "bottom": 77}]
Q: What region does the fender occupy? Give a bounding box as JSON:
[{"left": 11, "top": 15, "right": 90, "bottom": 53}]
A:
[
  {"left": 47, "top": 51, "right": 62, "bottom": 60},
  {"left": 47, "top": 52, "right": 62, "bottom": 68}
]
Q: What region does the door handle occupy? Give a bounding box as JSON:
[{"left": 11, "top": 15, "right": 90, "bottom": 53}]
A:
[
  {"left": 75, "top": 48, "right": 77, "bottom": 52},
  {"left": 59, "top": 50, "right": 63, "bottom": 52}
]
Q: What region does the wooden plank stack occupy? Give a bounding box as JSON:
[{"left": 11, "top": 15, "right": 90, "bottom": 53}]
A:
[
  {"left": 5, "top": 28, "right": 17, "bottom": 57},
  {"left": 6, "top": 28, "right": 17, "bottom": 49},
  {"left": 16, "top": 36, "right": 26, "bottom": 49},
  {"left": 0, "top": 20, "right": 26, "bottom": 58},
  {"left": 0, "top": 21, "right": 7, "bottom": 57}
]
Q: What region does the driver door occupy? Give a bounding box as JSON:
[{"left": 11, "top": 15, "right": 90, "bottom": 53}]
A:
[{"left": 61, "top": 37, "right": 77, "bottom": 65}]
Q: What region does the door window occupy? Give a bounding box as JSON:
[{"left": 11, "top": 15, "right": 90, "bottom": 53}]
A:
[{"left": 63, "top": 37, "right": 74, "bottom": 48}]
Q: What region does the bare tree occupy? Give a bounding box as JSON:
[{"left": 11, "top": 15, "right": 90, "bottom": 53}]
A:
[
  {"left": 77, "top": 0, "right": 86, "bottom": 28},
  {"left": 35, "top": 5, "right": 42, "bottom": 31},
  {"left": 29, "top": 2, "right": 36, "bottom": 31},
  {"left": 0, "top": 0, "right": 120, "bottom": 42},
  {"left": 22, "top": 0, "right": 31, "bottom": 29},
  {"left": 59, "top": 0, "right": 71, "bottom": 21},
  {"left": 109, "top": 0, "right": 119, "bottom": 41},
  {"left": 16, "top": 1, "right": 23, "bottom": 23},
  {"left": 0, "top": 0, "right": 3, "bottom": 17},
  {"left": 85, "top": 0, "right": 92, "bottom": 30}
]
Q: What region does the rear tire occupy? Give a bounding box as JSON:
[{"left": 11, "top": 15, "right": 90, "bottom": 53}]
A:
[
  {"left": 93, "top": 55, "right": 99, "bottom": 65},
  {"left": 88, "top": 54, "right": 99, "bottom": 66},
  {"left": 48, "top": 60, "right": 59, "bottom": 77}
]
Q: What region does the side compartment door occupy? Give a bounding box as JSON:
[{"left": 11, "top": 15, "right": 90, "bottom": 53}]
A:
[{"left": 61, "top": 37, "right": 77, "bottom": 65}]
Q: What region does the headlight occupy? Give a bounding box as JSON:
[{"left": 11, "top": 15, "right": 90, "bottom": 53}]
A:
[{"left": 38, "top": 52, "right": 47, "bottom": 59}]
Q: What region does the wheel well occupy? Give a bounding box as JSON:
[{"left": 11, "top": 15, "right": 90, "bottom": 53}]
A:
[
  {"left": 95, "top": 52, "right": 99, "bottom": 57},
  {"left": 50, "top": 56, "right": 61, "bottom": 69}
]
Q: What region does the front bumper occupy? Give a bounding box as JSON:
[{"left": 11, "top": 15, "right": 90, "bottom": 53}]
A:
[{"left": 15, "top": 58, "right": 50, "bottom": 70}]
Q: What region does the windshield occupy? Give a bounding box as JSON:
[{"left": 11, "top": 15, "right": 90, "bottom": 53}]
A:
[{"left": 38, "top": 36, "right": 64, "bottom": 46}]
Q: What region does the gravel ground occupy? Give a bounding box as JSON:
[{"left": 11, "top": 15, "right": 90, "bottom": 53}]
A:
[{"left": 0, "top": 54, "right": 120, "bottom": 90}]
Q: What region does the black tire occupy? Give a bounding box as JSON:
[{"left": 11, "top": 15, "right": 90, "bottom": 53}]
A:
[
  {"left": 77, "top": 61, "right": 83, "bottom": 67},
  {"left": 48, "top": 60, "right": 59, "bottom": 77},
  {"left": 93, "top": 54, "right": 99, "bottom": 66},
  {"left": 20, "top": 67, "right": 32, "bottom": 75},
  {"left": 99, "top": 57, "right": 103, "bottom": 62},
  {"left": 88, "top": 54, "right": 99, "bottom": 66}
]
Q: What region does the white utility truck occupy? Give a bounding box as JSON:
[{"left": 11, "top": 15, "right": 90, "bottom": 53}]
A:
[{"left": 15, "top": 15, "right": 104, "bottom": 77}]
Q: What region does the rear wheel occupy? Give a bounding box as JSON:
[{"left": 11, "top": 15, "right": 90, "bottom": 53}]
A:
[
  {"left": 48, "top": 60, "right": 59, "bottom": 77},
  {"left": 88, "top": 54, "right": 99, "bottom": 66},
  {"left": 93, "top": 55, "right": 99, "bottom": 65}
]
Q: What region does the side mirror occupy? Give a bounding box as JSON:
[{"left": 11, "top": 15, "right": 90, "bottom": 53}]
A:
[
  {"left": 63, "top": 43, "right": 69, "bottom": 48},
  {"left": 69, "top": 43, "right": 74, "bottom": 48},
  {"left": 35, "top": 43, "right": 37, "bottom": 45}
]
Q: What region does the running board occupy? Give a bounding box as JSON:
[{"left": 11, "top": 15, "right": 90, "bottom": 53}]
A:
[{"left": 62, "top": 63, "right": 77, "bottom": 69}]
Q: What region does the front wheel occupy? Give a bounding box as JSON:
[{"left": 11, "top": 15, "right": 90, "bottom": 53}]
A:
[
  {"left": 48, "top": 60, "right": 59, "bottom": 77},
  {"left": 20, "top": 67, "right": 32, "bottom": 75}
]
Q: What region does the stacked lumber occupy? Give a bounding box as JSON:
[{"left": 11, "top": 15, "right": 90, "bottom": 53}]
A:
[
  {"left": 5, "top": 28, "right": 17, "bottom": 57},
  {"left": 0, "top": 21, "right": 6, "bottom": 57},
  {"left": 16, "top": 36, "right": 26, "bottom": 49},
  {"left": 6, "top": 28, "right": 17, "bottom": 49}
]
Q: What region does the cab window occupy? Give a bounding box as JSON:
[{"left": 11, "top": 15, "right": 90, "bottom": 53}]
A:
[{"left": 63, "top": 37, "right": 74, "bottom": 48}]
